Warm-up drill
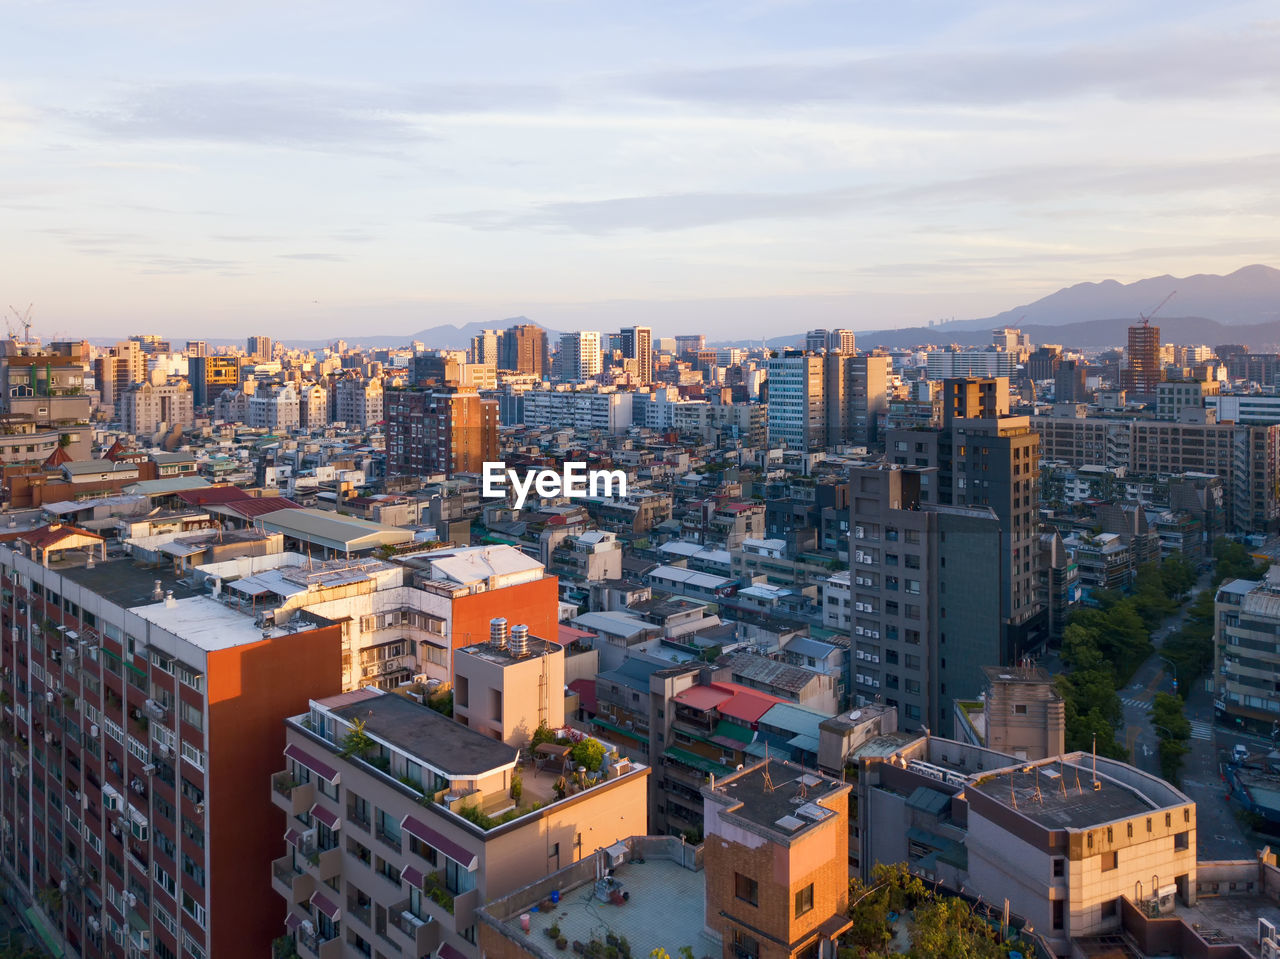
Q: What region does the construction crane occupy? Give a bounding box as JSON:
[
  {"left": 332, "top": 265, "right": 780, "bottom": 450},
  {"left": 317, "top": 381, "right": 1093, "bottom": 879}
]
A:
[
  {"left": 6, "top": 303, "right": 33, "bottom": 341},
  {"left": 1140, "top": 291, "right": 1176, "bottom": 327}
]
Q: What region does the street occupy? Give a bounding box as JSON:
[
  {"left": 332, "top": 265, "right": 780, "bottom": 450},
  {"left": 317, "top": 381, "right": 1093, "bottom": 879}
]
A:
[{"left": 1119, "top": 573, "right": 1255, "bottom": 860}]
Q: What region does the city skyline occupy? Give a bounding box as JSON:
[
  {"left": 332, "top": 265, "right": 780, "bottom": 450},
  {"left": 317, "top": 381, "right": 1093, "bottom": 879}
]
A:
[{"left": 5, "top": 1, "right": 1280, "bottom": 339}]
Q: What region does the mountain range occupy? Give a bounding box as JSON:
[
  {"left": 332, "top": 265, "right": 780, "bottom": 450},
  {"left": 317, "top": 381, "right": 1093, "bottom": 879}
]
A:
[{"left": 746, "top": 265, "right": 1280, "bottom": 351}]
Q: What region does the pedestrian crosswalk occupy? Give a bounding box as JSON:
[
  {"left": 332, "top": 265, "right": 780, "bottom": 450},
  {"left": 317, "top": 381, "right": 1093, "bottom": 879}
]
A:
[
  {"left": 1121, "top": 696, "right": 1150, "bottom": 709},
  {"left": 1189, "top": 720, "right": 1213, "bottom": 741}
]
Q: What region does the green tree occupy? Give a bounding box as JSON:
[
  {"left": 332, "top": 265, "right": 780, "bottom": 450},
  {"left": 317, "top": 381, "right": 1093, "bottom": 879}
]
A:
[
  {"left": 570, "top": 737, "right": 606, "bottom": 771},
  {"left": 338, "top": 718, "right": 375, "bottom": 759},
  {"left": 907, "top": 897, "right": 1005, "bottom": 959},
  {"left": 1213, "top": 538, "right": 1267, "bottom": 587}
]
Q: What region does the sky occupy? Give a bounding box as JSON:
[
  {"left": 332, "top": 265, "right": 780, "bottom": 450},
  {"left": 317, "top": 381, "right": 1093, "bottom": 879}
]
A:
[{"left": 4, "top": 0, "right": 1280, "bottom": 343}]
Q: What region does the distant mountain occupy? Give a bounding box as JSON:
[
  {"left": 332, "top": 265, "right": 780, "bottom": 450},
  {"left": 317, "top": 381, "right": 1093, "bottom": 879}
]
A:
[
  {"left": 719, "top": 265, "right": 1280, "bottom": 351},
  {"left": 945, "top": 264, "right": 1280, "bottom": 332},
  {"left": 287, "top": 317, "right": 564, "bottom": 351}
]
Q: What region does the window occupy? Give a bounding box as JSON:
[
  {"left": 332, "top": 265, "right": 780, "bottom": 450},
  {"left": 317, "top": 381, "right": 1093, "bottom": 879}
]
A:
[
  {"left": 1101, "top": 851, "right": 1118, "bottom": 872},
  {"left": 1102, "top": 898, "right": 1119, "bottom": 920},
  {"left": 731, "top": 930, "right": 759, "bottom": 959},
  {"left": 1052, "top": 899, "right": 1064, "bottom": 930},
  {"left": 794, "top": 883, "right": 814, "bottom": 917},
  {"left": 734, "top": 872, "right": 758, "bottom": 907},
  {"left": 1052, "top": 858, "right": 1064, "bottom": 877}
]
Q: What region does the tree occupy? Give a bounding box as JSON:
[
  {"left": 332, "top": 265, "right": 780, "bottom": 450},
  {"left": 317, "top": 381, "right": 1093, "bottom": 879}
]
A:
[
  {"left": 1213, "top": 538, "right": 1267, "bottom": 587},
  {"left": 907, "top": 897, "right": 1005, "bottom": 959},
  {"left": 338, "top": 718, "right": 375, "bottom": 759},
  {"left": 570, "top": 737, "right": 606, "bottom": 771}
]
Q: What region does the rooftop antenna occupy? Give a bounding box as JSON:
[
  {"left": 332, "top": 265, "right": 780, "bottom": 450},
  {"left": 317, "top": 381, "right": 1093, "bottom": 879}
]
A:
[
  {"left": 1092, "top": 733, "right": 1099, "bottom": 788},
  {"left": 761, "top": 745, "right": 775, "bottom": 794}
]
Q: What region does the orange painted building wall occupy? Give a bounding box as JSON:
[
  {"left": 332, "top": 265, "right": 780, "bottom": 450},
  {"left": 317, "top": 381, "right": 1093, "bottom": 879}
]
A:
[
  {"left": 450, "top": 576, "right": 560, "bottom": 651},
  {"left": 207, "top": 625, "right": 343, "bottom": 957}
]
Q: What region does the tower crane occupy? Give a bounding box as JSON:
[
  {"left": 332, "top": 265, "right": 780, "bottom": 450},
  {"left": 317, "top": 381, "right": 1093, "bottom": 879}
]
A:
[
  {"left": 6, "top": 303, "right": 33, "bottom": 341},
  {"left": 1140, "top": 291, "right": 1176, "bottom": 327}
]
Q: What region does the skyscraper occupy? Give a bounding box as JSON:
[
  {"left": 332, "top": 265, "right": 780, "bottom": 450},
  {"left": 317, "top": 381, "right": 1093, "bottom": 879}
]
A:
[
  {"left": 247, "top": 335, "right": 272, "bottom": 361},
  {"left": 557, "top": 331, "right": 602, "bottom": 383},
  {"left": 499, "top": 323, "right": 549, "bottom": 376},
  {"left": 619, "top": 325, "right": 652, "bottom": 383},
  {"left": 1124, "top": 323, "right": 1163, "bottom": 396},
  {"left": 887, "top": 377, "right": 1046, "bottom": 661},
  {"left": 386, "top": 389, "right": 499, "bottom": 476},
  {"left": 469, "top": 329, "right": 501, "bottom": 365},
  {"left": 766, "top": 351, "right": 825, "bottom": 450}
]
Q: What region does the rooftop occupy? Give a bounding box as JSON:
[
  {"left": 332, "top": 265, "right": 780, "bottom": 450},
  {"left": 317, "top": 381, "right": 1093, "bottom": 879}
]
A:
[
  {"left": 132, "top": 594, "right": 323, "bottom": 651},
  {"left": 325, "top": 690, "right": 517, "bottom": 777},
  {"left": 969, "top": 758, "right": 1158, "bottom": 829},
  {"left": 704, "top": 759, "right": 848, "bottom": 841},
  {"left": 458, "top": 636, "right": 561, "bottom": 667},
  {"left": 59, "top": 558, "right": 205, "bottom": 609},
  {"left": 482, "top": 837, "right": 713, "bottom": 959}
]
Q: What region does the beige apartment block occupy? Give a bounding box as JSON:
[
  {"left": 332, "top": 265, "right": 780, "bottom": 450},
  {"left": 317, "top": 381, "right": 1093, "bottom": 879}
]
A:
[
  {"left": 453, "top": 621, "right": 566, "bottom": 746},
  {"left": 272, "top": 688, "right": 648, "bottom": 959}
]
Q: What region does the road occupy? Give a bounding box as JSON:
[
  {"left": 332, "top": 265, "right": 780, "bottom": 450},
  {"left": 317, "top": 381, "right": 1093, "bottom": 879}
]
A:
[{"left": 1119, "top": 572, "right": 1254, "bottom": 860}]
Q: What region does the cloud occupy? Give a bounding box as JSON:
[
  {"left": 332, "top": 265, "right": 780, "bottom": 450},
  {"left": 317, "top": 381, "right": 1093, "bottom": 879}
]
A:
[
  {"left": 626, "top": 26, "right": 1280, "bottom": 108},
  {"left": 438, "top": 151, "right": 1280, "bottom": 235},
  {"left": 276, "top": 252, "right": 348, "bottom": 261},
  {"left": 71, "top": 78, "right": 563, "bottom": 152}
]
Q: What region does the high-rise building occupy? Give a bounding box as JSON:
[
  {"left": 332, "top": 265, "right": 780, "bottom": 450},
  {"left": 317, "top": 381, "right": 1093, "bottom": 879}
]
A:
[
  {"left": 185, "top": 340, "right": 208, "bottom": 358},
  {"left": 824, "top": 353, "right": 889, "bottom": 447},
  {"left": 247, "top": 335, "right": 273, "bottom": 361},
  {"left": 130, "top": 334, "right": 171, "bottom": 355},
  {"left": 298, "top": 382, "right": 329, "bottom": 430},
  {"left": 498, "top": 324, "right": 549, "bottom": 377},
  {"left": 188, "top": 356, "right": 242, "bottom": 407},
  {"left": 848, "top": 464, "right": 1003, "bottom": 732},
  {"left": 766, "top": 351, "right": 825, "bottom": 450},
  {"left": 619, "top": 326, "right": 652, "bottom": 383},
  {"left": 673, "top": 334, "right": 704, "bottom": 357},
  {"left": 0, "top": 535, "right": 345, "bottom": 959},
  {"left": 887, "top": 378, "right": 1046, "bottom": 662},
  {"left": 1054, "top": 359, "right": 1089, "bottom": 403},
  {"left": 248, "top": 383, "right": 301, "bottom": 433},
  {"left": 557, "top": 332, "right": 602, "bottom": 383},
  {"left": 118, "top": 380, "right": 195, "bottom": 437},
  {"left": 334, "top": 377, "right": 383, "bottom": 428},
  {"left": 468, "top": 329, "right": 500, "bottom": 366},
  {"left": 805, "top": 328, "right": 856, "bottom": 354},
  {"left": 386, "top": 389, "right": 499, "bottom": 477},
  {"left": 1124, "top": 323, "right": 1163, "bottom": 396},
  {"left": 1215, "top": 568, "right": 1280, "bottom": 730}
]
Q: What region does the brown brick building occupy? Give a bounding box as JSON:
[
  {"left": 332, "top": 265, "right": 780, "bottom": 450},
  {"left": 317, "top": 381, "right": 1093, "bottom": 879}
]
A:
[{"left": 386, "top": 389, "right": 499, "bottom": 478}]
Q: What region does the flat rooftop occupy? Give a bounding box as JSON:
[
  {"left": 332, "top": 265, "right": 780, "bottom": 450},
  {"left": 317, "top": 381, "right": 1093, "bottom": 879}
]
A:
[
  {"left": 327, "top": 691, "right": 517, "bottom": 777},
  {"left": 485, "top": 838, "right": 714, "bottom": 959},
  {"left": 705, "top": 760, "right": 848, "bottom": 840},
  {"left": 458, "top": 637, "right": 560, "bottom": 667},
  {"left": 58, "top": 558, "right": 205, "bottom": 609},
  {"left": 970, "top": 760, "right": 1156, "bottom": 829},
  {"left": 132, "top": 594, "right": 322, "bottom": 651}
]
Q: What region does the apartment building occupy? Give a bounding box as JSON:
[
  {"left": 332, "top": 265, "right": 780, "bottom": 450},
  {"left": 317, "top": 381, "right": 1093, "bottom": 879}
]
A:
[
  {"left": 0, "top": 532, "right": 343, "bottom": 959},
  {"left": 334, "top": 378, "right": 384, "bottom": 430},
  {"left": 557, "top": 332, "right": 602, "bottom": 383},
  {"left": 272, "top": 688, "right": 649, "bottom": 959},
  {"left": 1124, "top": 323, "right": 1163, "bottom": 396},
  {"left": 766, "top": 352, "right": 825, "bottom": 451},
  {"left": 1036, "top": 410, "right": 1280, "bottom": 532},
  {"left": 619, "top": 326, "right": 652, "bottom": 384},
  {"left": 520, "top": 390, "right": 633, "bottom": 433},
  {"left": 481, "top": 759, "right": 852, "bottom": 959},
  {"left": 854, "top": 737, "right": 1197, "bottom": 957},
  {"left": 888, "top": 378, "right": 1045, "bottom": 659},
  {"left": 848, "top": 465, "right": 1003, "bottom": 734},
  {"left": 249, "top": 383, "right": 301, "bottom": 433},
  {"left": 385, "top": 390, "right": 499, "bottom": 478},
  {"left": 118, "top": 381, "right": 194, "bottom": 437},
  {"left": 1214, "top": 569, "right": 1280, "bottom": 731}
]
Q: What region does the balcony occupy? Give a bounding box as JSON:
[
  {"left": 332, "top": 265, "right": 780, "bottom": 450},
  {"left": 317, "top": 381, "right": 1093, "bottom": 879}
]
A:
[
  {"left": 271, "top": 855, "right": 315, "bottom": 904},
  {"left": 346, "top": 898, "right": 372, "bottom": 930},
  {"left": 300, "top": 844, "right": 342, "bottom": 882},
  {"left": 297, "top": 929, "right": 343, "bottom": 959},
  {"left": 389, "top": 899, "right": 442, "bottom": 955},
  {"left": 271, "top": 771, "right": 315, "bottom": 817}
]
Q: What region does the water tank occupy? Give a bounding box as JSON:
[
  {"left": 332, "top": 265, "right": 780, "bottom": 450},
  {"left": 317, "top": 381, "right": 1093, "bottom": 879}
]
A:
[
  {"left": 510, "top": 624, "right": 529, "bottom": 657},
  {"left": 490, "top": 617, "right": 509, "bottom": 649}
]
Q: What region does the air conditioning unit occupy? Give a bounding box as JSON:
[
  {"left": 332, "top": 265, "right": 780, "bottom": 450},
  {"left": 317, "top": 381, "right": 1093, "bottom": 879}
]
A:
[
  {"left": 64, "top": 646, "right": 77, "bottom": 660},
  {"left": 46, "top": 691, "right": 54, "bottom": 703},
  {"left": 855, "top": 626, "right": 864, "bottom": 636},
  {"left": 90, "top": 724, "right": 99, "bottom": 738},
  {"left": 873, "top": 680, "right": 881, "bottom": 688},
  {"left": 125, "top": 891, "right": 137, "bottom": 907},
  {"left": 159, "top": 744, "right": 172, "bottom": 757},
  {"left": 871, "top": 631, "right": 879, "bottom": 640},
  {"left": 299, "top": 828, "right": 317, "bottom": 848},
  {"left": 871, "top": 655, "right": 880, "bottom": 664},
  {"left": 87, "top": 916, "right": 101, "bottom": 933},
  {"left": 856, "top": 650, "right": 865, "bottom": 660}
]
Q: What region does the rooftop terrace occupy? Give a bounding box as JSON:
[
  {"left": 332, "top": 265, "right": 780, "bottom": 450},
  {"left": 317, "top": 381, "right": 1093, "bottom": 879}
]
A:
[{"left": 970, "top": 759, "right": 1156, "bottom": 829}]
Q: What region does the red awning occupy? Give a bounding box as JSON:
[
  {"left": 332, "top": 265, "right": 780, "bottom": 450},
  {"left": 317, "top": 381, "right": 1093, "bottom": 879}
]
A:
[
  {"left": 311, "top": 804, "right": 340, "bottom": 829},
  {"left": 310, "top": 891, "right": 341, "bottom": 921},
  {"left": 284, "top": 743, "right": 339, "bottom": 781},
  {"left": 284, "top": 828, "right": 301, "bottom": 847},
  {"left": 401, "top": 864, "right": 425, "bottom": 888},
  {"left": 285, "top": 913, "right": 302, "bottom": 932},
  {"left": 401, "top": 815, "right": 477, "bottom": 870}
]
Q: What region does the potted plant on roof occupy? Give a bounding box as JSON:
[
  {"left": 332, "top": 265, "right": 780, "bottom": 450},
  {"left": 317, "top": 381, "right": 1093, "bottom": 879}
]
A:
[{"left": 338, "top": 718, "right": 375, "bottom": 759}]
